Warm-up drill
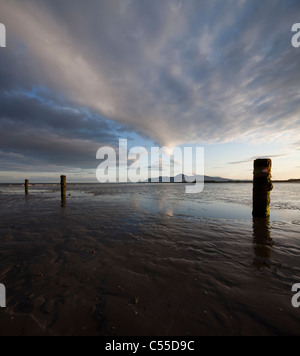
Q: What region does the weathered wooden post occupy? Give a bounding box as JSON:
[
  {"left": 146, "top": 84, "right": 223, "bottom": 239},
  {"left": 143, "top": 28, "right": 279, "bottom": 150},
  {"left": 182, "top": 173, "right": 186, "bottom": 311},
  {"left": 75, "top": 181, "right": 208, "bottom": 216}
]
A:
[
  {"left": 60, "top": 175, "right": 66, "bottom": 205},
  {"left": 25, "top": 179, "right": 29, "bottom": 195},
  {"left": 253, "top": 159, "right": 273, "bottom": 218}
]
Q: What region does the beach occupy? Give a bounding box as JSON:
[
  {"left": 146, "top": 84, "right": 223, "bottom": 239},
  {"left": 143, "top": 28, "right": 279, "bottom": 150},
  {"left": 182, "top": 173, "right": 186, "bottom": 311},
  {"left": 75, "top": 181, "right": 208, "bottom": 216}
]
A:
[{"left": 0, "top": 183, "right": 299, "bottom": 336}]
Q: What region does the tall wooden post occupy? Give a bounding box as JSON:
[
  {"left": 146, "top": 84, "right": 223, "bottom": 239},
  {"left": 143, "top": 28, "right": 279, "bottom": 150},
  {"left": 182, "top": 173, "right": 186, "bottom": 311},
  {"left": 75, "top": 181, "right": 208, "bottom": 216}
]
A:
[
  {"left": 253, "top": 159, "right": 273, "bottom": 218},
  {"left": 60, "top": 175, "right": 66, "bottom": 205},
  {"left": 25, "top": 179, "right": 29, "bottom": 195}
]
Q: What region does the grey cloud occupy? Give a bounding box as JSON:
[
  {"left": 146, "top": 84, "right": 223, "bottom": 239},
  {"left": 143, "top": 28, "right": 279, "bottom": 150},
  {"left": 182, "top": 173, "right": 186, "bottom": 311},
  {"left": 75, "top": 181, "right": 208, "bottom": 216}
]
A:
[
  {"left": 0, "top": 89, "right": 129, "bottom": 171},
  {"left": 293, "top": 141, "right": 300, "bottom": 150},
  {"left": 0, "top": 90, "right": 121, "bottom": 142}
]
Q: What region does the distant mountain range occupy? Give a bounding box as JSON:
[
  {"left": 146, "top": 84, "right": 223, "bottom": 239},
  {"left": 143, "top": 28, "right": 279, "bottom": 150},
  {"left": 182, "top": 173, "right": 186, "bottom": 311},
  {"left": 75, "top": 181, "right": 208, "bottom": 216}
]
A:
[
  {"left": 144, "top": 174, "right": 249, "bottom": 183},
  {"left": 143, "top": 175, "right": 300, "bottom": 184}
]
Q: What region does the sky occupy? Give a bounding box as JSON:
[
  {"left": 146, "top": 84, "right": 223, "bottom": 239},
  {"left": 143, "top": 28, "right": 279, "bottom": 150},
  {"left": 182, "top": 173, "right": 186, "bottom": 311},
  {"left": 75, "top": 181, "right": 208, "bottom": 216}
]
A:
[{"left": 0, "top": 0, "right": 300, "bottom": 183}]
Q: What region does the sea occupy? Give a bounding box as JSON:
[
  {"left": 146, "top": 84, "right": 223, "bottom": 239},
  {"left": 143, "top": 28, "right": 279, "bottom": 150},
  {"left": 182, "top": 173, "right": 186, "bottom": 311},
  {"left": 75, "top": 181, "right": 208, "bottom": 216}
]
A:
[{"left": 0, "top": 182, "right": 299, "bottom": 335}]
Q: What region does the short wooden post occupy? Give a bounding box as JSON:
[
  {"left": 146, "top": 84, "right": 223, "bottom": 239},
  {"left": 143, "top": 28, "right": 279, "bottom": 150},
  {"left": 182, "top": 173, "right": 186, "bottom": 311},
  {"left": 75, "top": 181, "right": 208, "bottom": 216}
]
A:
[
  {"left": 25, "top": 179, "right": 29, "bottom": 195},
  {"left": 60, "top": 175, "right": 66, "bottom": 204},
  {"left": 253, "top": 159, "right": 273, "bottom": 218}
]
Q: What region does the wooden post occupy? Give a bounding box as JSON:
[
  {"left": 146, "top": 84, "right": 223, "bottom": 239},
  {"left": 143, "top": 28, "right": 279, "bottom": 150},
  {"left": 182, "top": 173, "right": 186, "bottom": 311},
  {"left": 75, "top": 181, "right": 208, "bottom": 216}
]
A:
[
  {"left": 60, "top": 175, "right": 66, "bottom": 204},
  {"left": 25, "top": 179, "right": 29, "bottom": 195},
  {"left": 253, "top": 159, "right": 273, "bottom": 218}
]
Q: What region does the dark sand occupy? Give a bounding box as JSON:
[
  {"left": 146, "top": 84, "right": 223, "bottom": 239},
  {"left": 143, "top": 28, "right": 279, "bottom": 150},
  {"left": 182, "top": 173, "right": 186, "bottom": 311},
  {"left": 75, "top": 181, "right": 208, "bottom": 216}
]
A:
[{"left": 0, "top": 183, "right": 299, "bottom": 336}]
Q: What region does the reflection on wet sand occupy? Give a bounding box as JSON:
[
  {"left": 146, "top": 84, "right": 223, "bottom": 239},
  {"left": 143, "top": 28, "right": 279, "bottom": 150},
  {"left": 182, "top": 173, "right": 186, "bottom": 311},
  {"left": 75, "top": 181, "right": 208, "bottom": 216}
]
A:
[
  {"left": 158, "top": 189, "right": 174, "bottom": 217},
  {"left": 60, "top": 196, "right": 67, "bottom": 208},
  {"left": 131, "top": 184, "right": 176, "bottom": 217},
  {"left": 252, "top": 217, "right": 274, "bottom": 268}
]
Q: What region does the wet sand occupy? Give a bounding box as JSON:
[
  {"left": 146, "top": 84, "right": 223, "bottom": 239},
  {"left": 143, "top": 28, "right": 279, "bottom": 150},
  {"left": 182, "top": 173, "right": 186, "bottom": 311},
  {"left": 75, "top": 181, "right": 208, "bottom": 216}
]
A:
[{"left": 0, "top": 184, "right": 299, "bottom": 335}]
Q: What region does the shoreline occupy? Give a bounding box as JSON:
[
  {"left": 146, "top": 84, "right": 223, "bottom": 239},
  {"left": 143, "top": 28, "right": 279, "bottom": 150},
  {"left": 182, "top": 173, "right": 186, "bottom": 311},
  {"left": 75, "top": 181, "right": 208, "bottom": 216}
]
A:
[{"left": 0, "top": 180, "right": 299, "bottom": 187}]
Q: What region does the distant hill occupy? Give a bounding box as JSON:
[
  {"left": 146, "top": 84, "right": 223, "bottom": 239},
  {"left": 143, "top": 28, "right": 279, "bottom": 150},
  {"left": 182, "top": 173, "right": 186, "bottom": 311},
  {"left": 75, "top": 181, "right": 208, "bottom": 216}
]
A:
[
  {"left": 145, "top": 174, "right": 237, "bottom": 183},
  {"left": 144, "top": 175, "right": 300, "bottom": 184}
]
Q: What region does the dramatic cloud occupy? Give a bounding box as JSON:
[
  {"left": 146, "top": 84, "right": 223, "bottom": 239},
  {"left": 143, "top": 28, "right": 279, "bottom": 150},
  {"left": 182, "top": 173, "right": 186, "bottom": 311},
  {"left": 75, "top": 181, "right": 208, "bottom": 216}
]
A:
[
  {"left": 0, "top": 0, "right": 300, "bottom": 174},
  {"left": 0, "top": 87, "right": 131, "bottom": 170}
]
